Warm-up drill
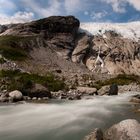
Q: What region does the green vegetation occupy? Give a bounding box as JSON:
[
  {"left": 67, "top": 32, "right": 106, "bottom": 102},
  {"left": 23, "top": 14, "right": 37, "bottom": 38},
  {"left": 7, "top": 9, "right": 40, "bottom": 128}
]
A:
[
  {"left": 0, "top": 57, "right": 6, "bottom": 64},
  {"left": 93, "top": 74, "right": 140, "bottom": 90},
  {"left": 0, "top": 35, "right": 35, "bottom": 61},
  {"left": 0, "top": 70, "right": 65, "bottom": 92}
]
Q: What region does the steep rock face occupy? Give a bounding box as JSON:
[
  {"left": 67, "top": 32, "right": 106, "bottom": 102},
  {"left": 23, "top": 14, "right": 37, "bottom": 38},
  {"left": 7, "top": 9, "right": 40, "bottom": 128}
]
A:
[
  {"left": 83, "top": 31, "right": 140, "bottom": 75},
  {"left": 72, "top": 33, "right": 91, "bottom": 63}
]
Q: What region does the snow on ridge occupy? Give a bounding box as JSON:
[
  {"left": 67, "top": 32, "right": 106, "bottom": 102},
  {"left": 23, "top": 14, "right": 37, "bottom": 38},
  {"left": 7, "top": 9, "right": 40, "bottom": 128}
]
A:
[{"left": 79, "top": 21, "right": 140, "bottom": 41}]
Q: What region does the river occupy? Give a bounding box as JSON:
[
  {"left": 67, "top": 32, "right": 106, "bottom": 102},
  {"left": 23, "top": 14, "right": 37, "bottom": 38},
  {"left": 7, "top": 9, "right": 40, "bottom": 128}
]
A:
[{"left": 0, "top": 93, "right": 140, "bottom": 140}]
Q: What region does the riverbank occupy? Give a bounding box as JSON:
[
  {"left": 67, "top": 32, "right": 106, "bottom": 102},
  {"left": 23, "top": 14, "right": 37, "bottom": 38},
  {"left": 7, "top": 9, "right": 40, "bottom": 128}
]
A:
[{"left": 0, "top": 93, "right": 140, "bottom": 140}]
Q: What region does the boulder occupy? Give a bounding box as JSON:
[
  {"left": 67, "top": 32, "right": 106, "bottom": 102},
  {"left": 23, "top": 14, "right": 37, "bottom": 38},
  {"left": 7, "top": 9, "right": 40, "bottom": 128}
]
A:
[
  {"left": 27, "top": 84, "right": 52, "bottom": 98},
  {"left": 109, "top": 84, "right": 118, "bottom": 95},
  {"left": 119, "top": 84, "right": 140, "bottom": 93},
  {"left": 130, "top": 94, "right": 140, "bottom": 103},
  {"left": 77, "top": 87, "right": 97, "bottom": 95},
  {"left": 104, "top": 119, "right": 140, "bottom": 140},
  {"left": 0, "top": 96, "right": 9, "bottom": 102},
  {"left": 97, "top": 86, "right": 110, "bottom": 96},
  {"left": 9, "top": 90, "right": 23, "bottom": 102},
  {"left": 84, "top": 128, "right": 103, "bottom": 140}
]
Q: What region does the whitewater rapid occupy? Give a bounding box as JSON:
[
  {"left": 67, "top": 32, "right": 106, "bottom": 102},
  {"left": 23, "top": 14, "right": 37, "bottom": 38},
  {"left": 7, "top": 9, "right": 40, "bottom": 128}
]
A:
[{"left": 0, "top": 93, "right": 140, "bottom": 140}]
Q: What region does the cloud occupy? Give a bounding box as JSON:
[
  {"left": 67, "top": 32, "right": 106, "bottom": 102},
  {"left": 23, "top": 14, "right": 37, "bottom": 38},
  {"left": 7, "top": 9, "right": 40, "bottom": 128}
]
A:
[
  {"left": 21, "top": 0, "right": 62, "bottom": 17},
  {"left": 0, "top": 11, "right": 34, "bottom": 25},
  {"left": 84, "top": 11, "right": 89, "bottom": 16},
  {"left": 90, "top": 11, "right": 108, "bottom": 21},
  {"left": 127, "top": 0, "right": 140, "bottom": 11},
  {"left": 101, "top": 0, "right": 126, "bottom": 13},
  {"left": 21, "top": 0, "right": 92, "bottom": 17}
]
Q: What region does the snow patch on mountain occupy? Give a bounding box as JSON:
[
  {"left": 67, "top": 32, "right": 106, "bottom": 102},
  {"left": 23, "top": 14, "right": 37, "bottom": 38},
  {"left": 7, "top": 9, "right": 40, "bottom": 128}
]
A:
[{"left": 80, "top": 22, "right": 140, "bottom": 41}]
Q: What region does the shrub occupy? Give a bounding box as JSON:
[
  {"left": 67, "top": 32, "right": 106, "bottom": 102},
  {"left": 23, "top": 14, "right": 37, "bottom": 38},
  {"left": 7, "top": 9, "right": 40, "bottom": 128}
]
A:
[
  {"left": 0, "top": 70, "right": 66, "bottom": 92},
  {"left": 0, "top": 35, "right": 35, "bottom": 61},
  {"left": 93, "top": 74, "right": 140, "bottom": 90}
]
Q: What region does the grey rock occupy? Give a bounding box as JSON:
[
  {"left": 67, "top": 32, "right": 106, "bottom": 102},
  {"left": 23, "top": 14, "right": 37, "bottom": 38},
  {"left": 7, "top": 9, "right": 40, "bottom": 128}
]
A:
[
  {"left": 9, "top": 90, "right": 23, "bottom": 102},
  {"left": 130, "top": 95, "right": 140, "bottom": 103},
  {"left": 77, "top": 87, "right": 97, "bottom": 95},
  {"left": 84, "top": 128, "right": 103, "bottom": 140},
  {"left": 97, "top": 86, "right": 110, "bottom": 96},
  {"left": 72, "top": 34, "right": 90, "bottom": 63},
  {"left": 104, "top": 119, "right": 140, "bottom": 140},
  {"left": 32, "top": 97, "right": 37, "bottom": 100},
  {"left": 0, "top": 96, "right": 8, "bottom": 102},
  {"left": 42, "top": 97, "right": 48, "bottom": 100}
]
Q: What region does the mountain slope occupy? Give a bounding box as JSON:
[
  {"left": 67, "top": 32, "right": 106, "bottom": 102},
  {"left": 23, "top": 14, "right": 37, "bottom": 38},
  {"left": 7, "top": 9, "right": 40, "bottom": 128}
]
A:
[{"left": 0, "top": 16, "right": 140, "bottom": 77}]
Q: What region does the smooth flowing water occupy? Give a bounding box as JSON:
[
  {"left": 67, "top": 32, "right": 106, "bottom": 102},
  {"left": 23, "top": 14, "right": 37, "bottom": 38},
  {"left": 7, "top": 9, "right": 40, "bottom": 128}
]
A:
[{"left": 0, "top": 93, "right": 140, "bottom": 140}]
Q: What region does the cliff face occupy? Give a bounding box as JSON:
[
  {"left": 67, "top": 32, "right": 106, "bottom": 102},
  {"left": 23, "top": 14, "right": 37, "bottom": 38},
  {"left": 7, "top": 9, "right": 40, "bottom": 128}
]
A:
[
  {"left": 0, "top": 16, "right": 140, "bottom": 76},
  {"left": 80, "top": 31, "right": 140, "bottom": 75}
]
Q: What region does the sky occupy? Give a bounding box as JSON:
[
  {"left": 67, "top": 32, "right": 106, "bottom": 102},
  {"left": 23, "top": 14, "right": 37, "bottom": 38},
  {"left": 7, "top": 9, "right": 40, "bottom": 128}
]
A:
[{"left": 0, "top": 0, "right": 140, "bottom": 24}]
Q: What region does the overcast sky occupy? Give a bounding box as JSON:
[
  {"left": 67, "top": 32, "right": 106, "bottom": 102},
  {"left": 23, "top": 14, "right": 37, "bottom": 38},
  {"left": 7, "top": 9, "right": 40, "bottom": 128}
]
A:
[{"left": 0, "top": 0, "right": 140, "bottom": 24}]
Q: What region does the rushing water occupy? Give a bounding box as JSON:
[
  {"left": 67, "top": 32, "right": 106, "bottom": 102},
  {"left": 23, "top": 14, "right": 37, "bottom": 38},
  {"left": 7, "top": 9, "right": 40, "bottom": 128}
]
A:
[{"left": 0, "top": 93, "right": 140, "bottom": 140}]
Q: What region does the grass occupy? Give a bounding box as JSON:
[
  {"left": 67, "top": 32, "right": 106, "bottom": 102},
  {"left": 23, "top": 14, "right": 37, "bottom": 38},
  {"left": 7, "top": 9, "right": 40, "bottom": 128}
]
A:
[
  {"left": 0, "top": 35, "right": 35, "bottom": 61},
  {"left": 0, "top": 70, "right": 66, "bottom": 92},
  {"left": 93, "top": 74, "right": 140, "bottom": 90}
]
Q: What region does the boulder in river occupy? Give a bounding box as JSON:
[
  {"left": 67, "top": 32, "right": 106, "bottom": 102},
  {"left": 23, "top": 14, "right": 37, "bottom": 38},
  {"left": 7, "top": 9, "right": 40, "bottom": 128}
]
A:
[
  {"left": 84, "top": 119, "right": 140, "bottom": 140},
  {"left": 108, "top": 84, "right": 118, "bottom": 95},
  {"left": 104, "top": 119, "right": 140, "bottom": 140},
  {"left": 97, "top": 86, "right": 110, "bottom": 96}
]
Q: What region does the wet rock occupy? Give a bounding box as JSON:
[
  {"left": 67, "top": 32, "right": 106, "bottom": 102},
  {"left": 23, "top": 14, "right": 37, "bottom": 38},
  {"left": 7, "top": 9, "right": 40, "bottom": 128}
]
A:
[
  {"left": 104, "top": 119, "right": 140, "bottom": 140},
  {"left": 27, "top": 97, "right": 31, "bottom": 100},
  {"left": 109, "top": 84, "right": 118, "bottom": 95},
  {"left": 9, "top": 90, "right": 23, "bottom": 102},
  {"left": 32, "top": 97, "right": 37, "bottom": 100},
  {"left": 130, "top": 94, "right": 140, "bottom": 103},
  {"left": 77, "top": 87, "right": 97, "bottom": 95},
  {"left": 23, "top": 96, "right": 28, "bottom": 100},
  {"left": 42, "top": 97, "right": 48, "bottom": 100},
  {"left": 97, "top": 86, "right": 110, "bottom": 96},
  {"left": 84, "top": 128, "right": 103, "bottom": 140},
  {"left": 60, "top": 93, "right": 67, "bottom": 99},
  {"left": 0, "top": 96, "right": 9, "bottom": 102}
]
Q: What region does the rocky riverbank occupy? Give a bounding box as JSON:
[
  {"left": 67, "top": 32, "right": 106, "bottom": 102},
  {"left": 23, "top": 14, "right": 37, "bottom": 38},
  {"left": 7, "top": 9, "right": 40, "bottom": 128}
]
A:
[
  {"left": 0, "top": 83, "right": 140, "bottom": 103},
  {"left": 84, "top": 119, "right": 140, "bottom": 140}
]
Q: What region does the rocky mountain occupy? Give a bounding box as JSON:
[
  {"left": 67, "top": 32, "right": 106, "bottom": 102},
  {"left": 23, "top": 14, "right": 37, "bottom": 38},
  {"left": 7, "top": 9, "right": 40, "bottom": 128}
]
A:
[{"left": 0, "top": 16, "right": 140, "bottom": 78}]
